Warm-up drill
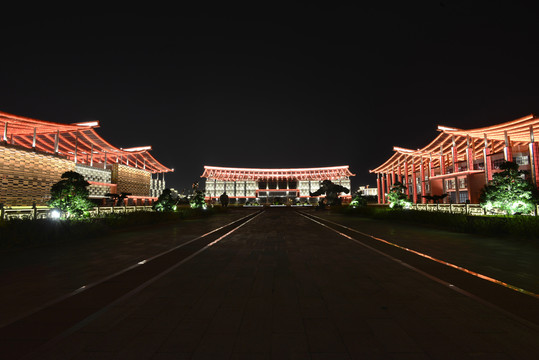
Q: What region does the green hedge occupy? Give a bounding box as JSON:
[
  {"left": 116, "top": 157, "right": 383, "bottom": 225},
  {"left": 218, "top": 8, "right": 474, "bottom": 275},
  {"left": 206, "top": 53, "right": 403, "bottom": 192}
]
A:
[
  {"left": 0, "top": 207, "right": 225, "bottom": 252},
  {"left": 338, "top": 206, "right": 539, "bottom": 240}
]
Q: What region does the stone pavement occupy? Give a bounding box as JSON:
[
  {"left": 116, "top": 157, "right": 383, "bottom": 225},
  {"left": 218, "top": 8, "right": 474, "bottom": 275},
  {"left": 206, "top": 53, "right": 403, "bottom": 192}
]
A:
[
  {"left": 313, "top": 211, "right": 539, "bottom": 295},
  {"left": 0, "top": 210, "right": 249, "bottom": 327},
  {"left": 4, "top": 208, "right": 539, "bottom": 359}
]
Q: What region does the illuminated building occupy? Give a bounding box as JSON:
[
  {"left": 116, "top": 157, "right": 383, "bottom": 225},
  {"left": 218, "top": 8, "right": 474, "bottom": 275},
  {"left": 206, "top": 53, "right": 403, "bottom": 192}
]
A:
[
  {"left": 201, "top": 165, "right": 354, "bottom": 203},
  {"left": 358, "top": 185, "right": 377, "bottom": 197},
  {"left": 370, "top": 114, "right": 539, "bottom": 204},
  {"left": 0, "top": 111, "right": 172, "bottom": 206}
]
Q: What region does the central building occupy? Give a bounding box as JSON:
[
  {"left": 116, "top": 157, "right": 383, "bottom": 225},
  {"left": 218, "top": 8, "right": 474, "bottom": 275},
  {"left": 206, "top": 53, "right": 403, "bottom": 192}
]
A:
[{"left": 201, "top": 165, "right": 354, "bottom": 204}]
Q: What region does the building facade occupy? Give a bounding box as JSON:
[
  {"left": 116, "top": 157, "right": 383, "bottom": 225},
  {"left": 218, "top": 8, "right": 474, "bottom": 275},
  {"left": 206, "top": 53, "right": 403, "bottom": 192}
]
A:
[
  {"left": 357, "top": 185, "right": 377, "bottom": 197},
  {"left": 0, "top": 111, "right": 172, "bottom": 206},
  {"left": 201, "top": 166, "right": 354, "bottom": 204},
  {"left": 371, "top": 114, "right": 539, "bottom": 204}
]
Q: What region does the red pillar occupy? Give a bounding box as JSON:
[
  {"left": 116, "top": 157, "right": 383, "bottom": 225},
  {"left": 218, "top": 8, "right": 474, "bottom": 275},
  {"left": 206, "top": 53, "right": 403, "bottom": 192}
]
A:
[
  {"left": 483, "top": 134, "right": 492, "bottom": 183},
  {"left": 466, "top": 147, "right": 474, "bottom": 171},
  {"left": 452, "top": 147, "right": 458, "bottom": 173},
  {"left": 412, "top": 159, "right": 417, "bottom": 204},
  {"left": 404, "top": 160, "right": 409, "bottom": 196},
  {"left": 420, "top": 158, "right": 426, "bottom": 204},
  {"left": 381, "top": 174, "right": 387, "bottom": 204},
  {"left": 504, "top": 131, "right": 513, "bottom": 162},
  {"left": 530, "top": 142, "right": 539, "bottom": 188},
  {"left": 391, "top": 166, "right": 396, "bottom": 185},
  {"left": 398, "top": 162, "right": 402, "bottom": 183},
  {"left": 376, "top": 174, "right": 381, "bottom": 204}
]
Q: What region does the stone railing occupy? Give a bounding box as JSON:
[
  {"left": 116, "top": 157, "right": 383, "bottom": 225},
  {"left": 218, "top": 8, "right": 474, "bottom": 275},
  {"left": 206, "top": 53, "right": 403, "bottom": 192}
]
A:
[
  {"left": 410, "top": 203, "right": 527, "bottom": 216},
  {"left": 0, "top": 204, "right": 154, "bottom": 221}
]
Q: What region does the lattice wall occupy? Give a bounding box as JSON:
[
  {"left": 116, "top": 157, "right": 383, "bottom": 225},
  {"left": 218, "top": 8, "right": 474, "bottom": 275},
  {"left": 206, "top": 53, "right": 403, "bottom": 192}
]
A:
[
  {"left": 150, "top": 179, "right": 165, "bottom": 198},
  {"left": 0, "top": 144, "right": 75, "bottom": 206},
  {"left": 75, "top": 164, "right": 113, "bottom": 198},
  {"left": 112, "top": 164, "right": 151, "bottom": 196}
]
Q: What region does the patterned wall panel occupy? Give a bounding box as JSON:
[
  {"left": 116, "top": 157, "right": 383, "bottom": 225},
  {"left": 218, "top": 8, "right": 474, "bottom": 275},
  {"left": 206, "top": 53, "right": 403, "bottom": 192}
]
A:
[
  {"left": 150, "top": 179, "right": 165, "bottom": 198},
  {"left": 75, "top": 164, "right": 113, "bottom": 198},
  {"left": 75, "top": 164, "right": 112, "bottom": 183},
  {"left": 111, "top": 164, "right": 151, "bottom": 196},
  {"left": 0, "top": 144, "right": 75, "bottom": 206}
]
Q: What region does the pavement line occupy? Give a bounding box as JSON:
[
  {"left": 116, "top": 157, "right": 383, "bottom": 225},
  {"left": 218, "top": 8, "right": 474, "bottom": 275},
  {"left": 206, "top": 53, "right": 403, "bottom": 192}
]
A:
[
  {"left": 302, "top": 211, "right": 539, "bottom": 300},
  {"left": 0, "top": 210, "right": 260, "bottom": 330},
  {"left": 298, "top": 211, "right": 539, "bottom": 331},
  {"left": 26, "top": 210, "right": 265, "bottom": 358}
]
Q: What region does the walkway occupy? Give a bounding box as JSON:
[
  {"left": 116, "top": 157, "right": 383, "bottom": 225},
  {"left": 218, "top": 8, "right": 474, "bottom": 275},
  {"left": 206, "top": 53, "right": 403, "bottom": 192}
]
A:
[{"left": 0, "top": 208, "right": 538, "bottom": 359}]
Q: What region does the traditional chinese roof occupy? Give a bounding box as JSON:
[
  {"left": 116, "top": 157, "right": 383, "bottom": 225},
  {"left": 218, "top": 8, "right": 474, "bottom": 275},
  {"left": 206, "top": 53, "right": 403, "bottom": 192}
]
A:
[
  {"left": 201, "top": 166, "right": 355, "bottom": 181},
  {"left": 0, "top": 110, "right": 172, "bottom": 173},
  {"left": 370, "top": 114, "right": 536, "bottom": 174}
]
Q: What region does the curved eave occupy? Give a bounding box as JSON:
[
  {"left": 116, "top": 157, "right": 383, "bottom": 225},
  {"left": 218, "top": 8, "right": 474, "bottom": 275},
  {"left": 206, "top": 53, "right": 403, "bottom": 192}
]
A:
[
  {"left": 438, "top": 114, "right": 536, "bottom": 143},
  {"left": 201, "top": 165, "right": 355, "bottom": 181},
  {"left": 0, "top": 110, "right": 98, "bottom": 136},
  {"left": 1, "top": 111, "right": 172, "bottom": 174},
  {"left": 371, "top": 114, "right": 539, "bottom": 174}
]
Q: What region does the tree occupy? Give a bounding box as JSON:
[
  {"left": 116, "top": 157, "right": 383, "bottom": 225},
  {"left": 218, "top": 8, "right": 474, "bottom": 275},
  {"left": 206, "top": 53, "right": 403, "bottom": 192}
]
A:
[
  {"left": 480, "top": 161, "right": 538, "bottom": 215},
  {"left": 310, "top": 180, "right": 350, "bottom": 206},
  {"left": 349, "top": 190, "right": 367, "bottom": 208},
  {"left": 190, "top": 182, "right": 207, "bottom": 209},
  {"left": 152, "top": 188, "right": 179, "bottom": 212},
  {"left": 48, "top": 171, "right": 94, "bottom": 218},
  {"left": 387, "top": 181, "right": 412, "bottom": 209}
]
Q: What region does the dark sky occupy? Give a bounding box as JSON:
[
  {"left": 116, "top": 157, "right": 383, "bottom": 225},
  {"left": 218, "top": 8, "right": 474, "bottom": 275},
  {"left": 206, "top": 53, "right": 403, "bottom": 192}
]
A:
[{"left": 1, "top": 2, "right": 539, "bottom": 192}]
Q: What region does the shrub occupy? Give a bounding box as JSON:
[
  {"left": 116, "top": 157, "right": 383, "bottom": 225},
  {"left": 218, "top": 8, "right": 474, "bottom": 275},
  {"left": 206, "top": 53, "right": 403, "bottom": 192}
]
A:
[
  {"left": 387, "top": 181, "right": 412, "bottom": 209},
  {"left": 48, "top": 171, "right": 95, "bottom": 218},
  {"left": 480, "top": 161, "right": 538, "bottom": 215}
]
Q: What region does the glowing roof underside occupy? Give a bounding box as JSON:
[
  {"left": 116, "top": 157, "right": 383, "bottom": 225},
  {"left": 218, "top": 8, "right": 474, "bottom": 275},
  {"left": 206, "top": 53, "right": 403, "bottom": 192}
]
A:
[
  {"left": 371, "top": 114, "right": 537, "bottom": 174},
  {"left": 0, "top": 111, "right": 172, "bottom": 173},
  {"left": 202, "top": 166, "right": 355, "bottom": 181}
]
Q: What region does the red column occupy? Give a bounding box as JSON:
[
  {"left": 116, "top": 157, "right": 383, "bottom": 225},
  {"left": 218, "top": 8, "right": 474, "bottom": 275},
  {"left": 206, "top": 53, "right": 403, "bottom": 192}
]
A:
[
  {"left": 377, "top": 174, "right": 381, "bottom": 204},
  {"left": 531, "top": 143, "right": 539, "bottom": 188},
  {"left": 404, "top": 160, "right": 409, "bottom": 196},
  {"left": 391, "top": 166, "right": 396, "bottom": 185},
  {"left": 504, "top": 131, "right": 513, "bottom": 162},
  {"left": 381, "top": 174, "right": 387, "bottom": 204},
  {"left": 412, "top": 160, "right": 417, "bottom": 204},
  {"left": 504, "top": 147, "right": 513, "bottom": 162},
  {"left": 420, "top": 159, "right": 426, "bottom": 204},
  {"left": 398, "top": 162, "right": 402, "bottom": 183},
  {"left": 466, "top": 147, "right": 474, "bottom": 171},
  {"left": 484, "top": 148, "right": 492, "bottom": 182}
]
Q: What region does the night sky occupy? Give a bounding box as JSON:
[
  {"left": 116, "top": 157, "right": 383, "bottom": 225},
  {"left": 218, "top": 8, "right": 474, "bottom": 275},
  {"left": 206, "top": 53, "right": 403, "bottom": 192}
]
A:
[{"left": 1, "top": 2, "right": 539, "bottom": 193}]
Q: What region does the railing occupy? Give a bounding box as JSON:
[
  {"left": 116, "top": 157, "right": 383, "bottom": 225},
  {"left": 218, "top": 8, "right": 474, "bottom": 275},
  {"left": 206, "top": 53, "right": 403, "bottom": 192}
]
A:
[
  {"left": 0, "top": 204, "right": 154, "bottom": 221},
  {"left": 410, "top": 203, "right": 516, "bottom": 216}
]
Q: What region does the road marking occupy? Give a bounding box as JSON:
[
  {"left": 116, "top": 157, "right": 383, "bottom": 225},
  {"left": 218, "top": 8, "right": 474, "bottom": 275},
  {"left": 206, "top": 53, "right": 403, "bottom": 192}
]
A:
[
  {"left": 301, "top": 212, "right": 539, "bottom": 299},
  {"left": 22, "top": 210, "right": 265, "bottom": 358},
  {"left": 299, "top": 211, "right": 539, "bottom": 330},
  {"left": 0, "top": 210, "right": 262, "bottom": 329}
]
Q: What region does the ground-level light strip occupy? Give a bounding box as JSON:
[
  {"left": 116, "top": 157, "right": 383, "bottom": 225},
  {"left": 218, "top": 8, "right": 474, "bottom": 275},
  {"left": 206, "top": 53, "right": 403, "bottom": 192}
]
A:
[
  {"left": 298, "top": 211, "right": 539, "bottom": 331},
  {"left": 0, "top": 210, "right": 263, "bottom": 330},
  {"left": 19, "top": 210, "right": 265, "bottom": 359},
  {"left": 302, "top": 212, "right": 539, "bottom": 300}
]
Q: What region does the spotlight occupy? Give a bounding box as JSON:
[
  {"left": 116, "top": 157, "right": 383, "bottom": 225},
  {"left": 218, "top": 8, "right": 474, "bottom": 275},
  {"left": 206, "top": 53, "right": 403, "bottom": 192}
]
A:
[{"left": 50, "top": 209, "right": 61, "bottom": 219}]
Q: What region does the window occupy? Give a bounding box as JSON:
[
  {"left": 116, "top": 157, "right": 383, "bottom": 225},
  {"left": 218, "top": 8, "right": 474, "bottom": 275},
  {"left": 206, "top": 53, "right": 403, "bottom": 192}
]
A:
[{"left": 515, "top": 156, "right": 529, "bottom": 166}]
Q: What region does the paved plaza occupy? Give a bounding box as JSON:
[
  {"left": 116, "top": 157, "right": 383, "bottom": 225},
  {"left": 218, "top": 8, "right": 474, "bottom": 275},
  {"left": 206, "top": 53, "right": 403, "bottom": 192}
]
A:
[{"left": 1, "top": 208, "right": 538, "bottom": 359}]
